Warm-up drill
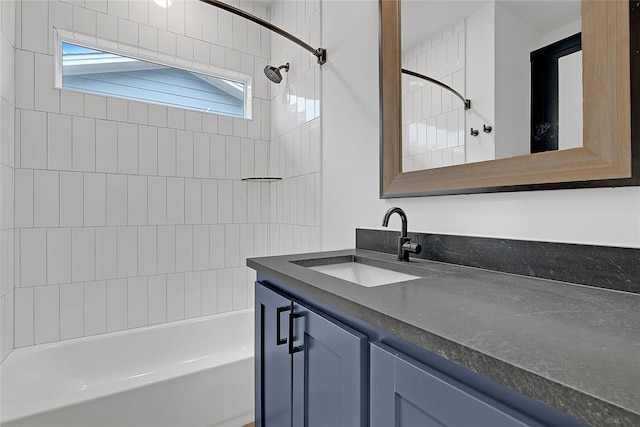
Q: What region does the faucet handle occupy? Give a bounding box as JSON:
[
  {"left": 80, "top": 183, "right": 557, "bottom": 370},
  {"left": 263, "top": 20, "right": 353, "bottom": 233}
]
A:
[{"left": 402, "top": 241, "right": 422, "bottom": 255}]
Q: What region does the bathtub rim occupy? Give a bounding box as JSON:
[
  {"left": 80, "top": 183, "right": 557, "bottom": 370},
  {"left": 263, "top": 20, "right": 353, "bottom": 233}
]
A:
[{"left": 4, "top": 308, "right": 254, "bottom": 353}]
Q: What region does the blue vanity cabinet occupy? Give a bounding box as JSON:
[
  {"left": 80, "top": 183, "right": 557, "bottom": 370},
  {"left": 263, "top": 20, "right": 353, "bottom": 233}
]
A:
[
  {"left": 255, "top": 277, "right": 585, "bottom": 427},
  {"left": 256, "top": 281, "right": 368, "bottom": 427},
  {"left": 255, "top": 282, "right": 293, "bottom": 427},
  {"left": 370, "top": 343, "right": 545, "bottom": 427}
]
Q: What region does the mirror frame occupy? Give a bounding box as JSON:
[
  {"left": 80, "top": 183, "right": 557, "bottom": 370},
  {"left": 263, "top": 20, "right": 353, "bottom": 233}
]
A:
[{"left": 380, "top": 0, "right": 639, "bottom": 198}]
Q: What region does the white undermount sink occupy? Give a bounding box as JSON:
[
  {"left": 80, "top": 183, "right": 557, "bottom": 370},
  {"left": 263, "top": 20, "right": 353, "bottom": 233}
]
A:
[{"left": 308, "top": 262, "right": 420, "bottom": 287}]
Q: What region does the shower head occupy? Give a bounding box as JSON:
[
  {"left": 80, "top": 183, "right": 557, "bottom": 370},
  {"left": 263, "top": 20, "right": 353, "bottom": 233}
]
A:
[{"left": 264, "top": 63, "right": 290, "bottom": 84}]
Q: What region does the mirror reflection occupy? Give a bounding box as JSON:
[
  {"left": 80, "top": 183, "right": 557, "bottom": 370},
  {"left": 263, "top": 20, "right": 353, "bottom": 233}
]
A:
[{"left": 401, "top": 1, "right": 582, "bottom": 172}]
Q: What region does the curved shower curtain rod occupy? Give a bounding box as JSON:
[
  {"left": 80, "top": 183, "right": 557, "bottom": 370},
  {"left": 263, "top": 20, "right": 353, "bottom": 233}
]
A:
[
  {"left": 198, "top": 0, "right": 327, "bottom": 65},
  {"left": 402, "top": 68, "right": 471, "bottom": 110}
]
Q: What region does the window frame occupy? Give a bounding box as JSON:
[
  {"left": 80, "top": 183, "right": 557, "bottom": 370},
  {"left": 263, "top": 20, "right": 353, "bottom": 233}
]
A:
[{"left": 53, "top": 28, "right": 253, "bottom": 120}]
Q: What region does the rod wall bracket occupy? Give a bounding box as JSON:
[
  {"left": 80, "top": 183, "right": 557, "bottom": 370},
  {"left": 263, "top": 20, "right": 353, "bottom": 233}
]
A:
[{"left": 316, "top": 48, "right": 327, "bottom": 65}]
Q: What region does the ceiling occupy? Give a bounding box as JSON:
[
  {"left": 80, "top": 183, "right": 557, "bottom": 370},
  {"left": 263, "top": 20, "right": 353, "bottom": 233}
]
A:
[{"left": 498, "top": 1, "right": 581, "bottom": 34}]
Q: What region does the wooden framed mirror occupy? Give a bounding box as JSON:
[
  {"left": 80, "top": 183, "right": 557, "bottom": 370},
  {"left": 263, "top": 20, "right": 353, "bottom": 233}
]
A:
[{"left": 380, "top": 0, "right": 639, "bottom": 197}]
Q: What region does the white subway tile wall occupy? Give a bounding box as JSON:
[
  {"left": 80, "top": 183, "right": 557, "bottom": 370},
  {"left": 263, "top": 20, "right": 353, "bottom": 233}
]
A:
[
  {"left": 402, "top": 21, "right": 466, "bottom": 172},
  {"left": 0, "top": 1, "right": 16, "bottom": 354},
  {"left": 8, "top": 0, "right": 296, "bottom": 350},
  {"left": 268, "top": 0, "right": 322, "bottom": 256},
  {"left": 0, "top": 15, "right": 13, "bottom": 354},
  {"left": 3, "top": 0, "right": 324, "bottom": 353}
]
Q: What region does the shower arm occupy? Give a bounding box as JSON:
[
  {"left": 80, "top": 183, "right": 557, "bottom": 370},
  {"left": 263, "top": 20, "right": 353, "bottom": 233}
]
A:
[
  {"left": 199, "top": 0, "right": 327, "bottom": 65},
  {"left": 401, "top": 68, "right": 471, "bottom": 110}
]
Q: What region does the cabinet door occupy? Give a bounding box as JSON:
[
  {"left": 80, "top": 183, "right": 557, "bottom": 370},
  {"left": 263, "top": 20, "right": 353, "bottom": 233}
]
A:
[
  {"left": 255, "top": 282, "right": 293, "bottom": 427},
  {"left": 291, "top": 303, "right": 368, "bottom": 427},
  {"left": 370, "top": 343, "right": 543, "bottom": 427}
]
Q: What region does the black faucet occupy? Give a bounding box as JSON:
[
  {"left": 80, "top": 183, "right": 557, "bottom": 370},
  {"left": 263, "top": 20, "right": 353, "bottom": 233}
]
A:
[{"left": 382, "top": 207, "right": 422, "bottom": 261}]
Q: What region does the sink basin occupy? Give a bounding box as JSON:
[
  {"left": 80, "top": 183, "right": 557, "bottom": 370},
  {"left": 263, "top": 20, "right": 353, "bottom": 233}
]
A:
[{"left": 308, "top": 262, "right": 420, "bottom": 287}]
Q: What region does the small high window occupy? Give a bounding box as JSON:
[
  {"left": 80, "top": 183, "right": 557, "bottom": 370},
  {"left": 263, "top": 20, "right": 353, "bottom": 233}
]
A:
[{"left": 55, "top": 35, "right": 249, "bottom": 119}]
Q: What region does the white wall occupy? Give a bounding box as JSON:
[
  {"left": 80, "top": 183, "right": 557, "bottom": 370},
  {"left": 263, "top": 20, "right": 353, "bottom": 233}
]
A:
[
  {"left": 0, "top": 0, "right": 16, "bottom": 362},
  {"left": 558, "top": 51, "right": 583, "bottom": 150},
  {"left": 321, "top": 0, "right": 640, "bottom": 251},
  {"left": 465, "top": 2, "right": 495, "bottom": 163},
  {"left": 11, "top": 0, "right": 273, "bottom": 348},
  {"left": 494, "top": 2, "right": 537, "bottom": 159}
]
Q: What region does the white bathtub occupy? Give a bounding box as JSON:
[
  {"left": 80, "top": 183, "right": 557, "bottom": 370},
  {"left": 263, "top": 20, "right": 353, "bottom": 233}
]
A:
[{"left": 0, "top": 309, "right": 255, "bottom": 427}]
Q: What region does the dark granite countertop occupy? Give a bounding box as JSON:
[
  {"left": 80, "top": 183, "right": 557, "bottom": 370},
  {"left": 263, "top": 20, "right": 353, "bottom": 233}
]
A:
[{"left": 247, "top": 249, "right": 640, "bottom": 426}]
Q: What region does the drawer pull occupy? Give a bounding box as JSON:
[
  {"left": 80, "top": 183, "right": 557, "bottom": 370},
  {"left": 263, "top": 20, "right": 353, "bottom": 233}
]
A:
[
  {"left": 288, "top": 303, "right": 304, "bottom": 354},
  {"left": 276, "top": 306, "right": 289, "bottom": 346}
]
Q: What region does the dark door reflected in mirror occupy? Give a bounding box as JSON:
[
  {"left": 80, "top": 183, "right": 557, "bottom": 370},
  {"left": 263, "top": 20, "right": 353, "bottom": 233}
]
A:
[{"left": 530, "top": 32, "right": 582, "bottom": 154}]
